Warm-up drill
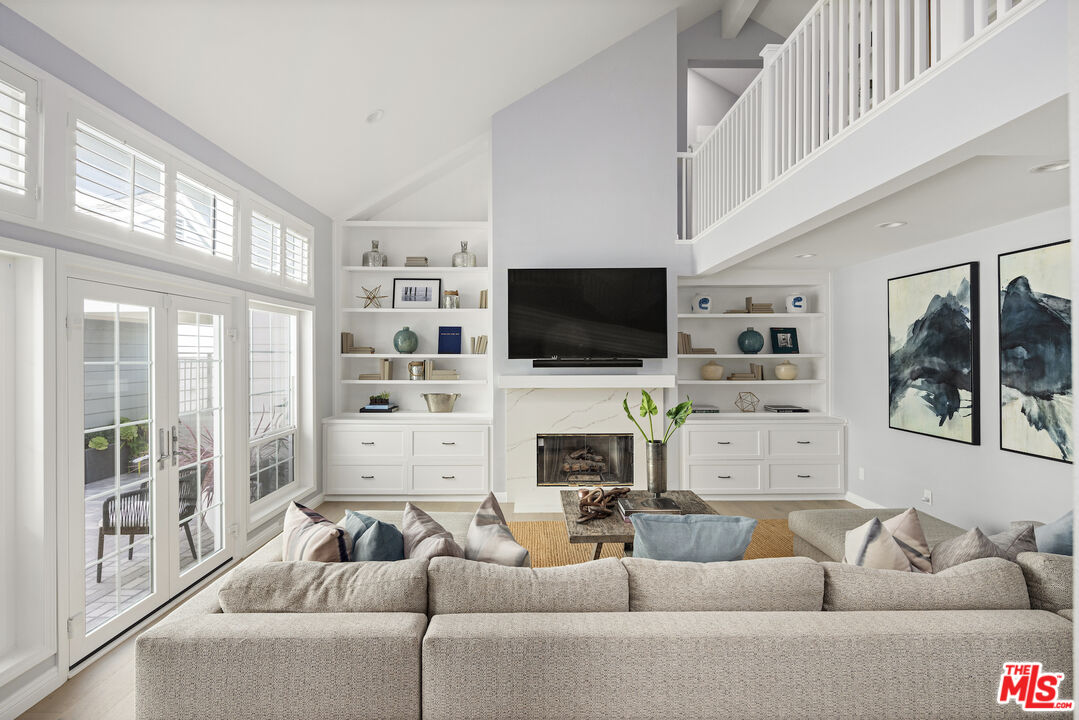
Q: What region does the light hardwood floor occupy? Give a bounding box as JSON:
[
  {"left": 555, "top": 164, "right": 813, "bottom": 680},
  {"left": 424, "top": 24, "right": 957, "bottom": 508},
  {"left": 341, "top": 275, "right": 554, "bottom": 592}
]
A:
[{"left": 18, "top": 497, "right": 854, "bottom": 720}]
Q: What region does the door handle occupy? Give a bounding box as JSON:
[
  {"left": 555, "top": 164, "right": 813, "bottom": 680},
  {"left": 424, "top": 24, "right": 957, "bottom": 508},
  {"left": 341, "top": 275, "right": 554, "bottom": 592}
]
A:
[
  {"left": 797, "top": 474, "right": 811, "bottom": 478},
  {"left": 171, "top": 425, "right": 179, "bottom": 466},
  {"left": 716, "top": 441, "right": 731, "bottom": 445},
  {"left": 717, "top": 475, "right": 731, "bottom": 479},
  {"left": 441, "top": 441, "right": 456, "bottom": 446},
  {"left": 361, "top": 441, "right": 375, "bottom": 446},
  {"left": 361, "top": 475, "right": 375, "bottom": 479},
  {"left": 157, "top": 428, "right": 170, "bottom": 468},
  {"left": 796, "top": 441, "right": 812, "bottom": 445},
  {"left": 441, "top": 475, "right": 456, "bottom": 480}
]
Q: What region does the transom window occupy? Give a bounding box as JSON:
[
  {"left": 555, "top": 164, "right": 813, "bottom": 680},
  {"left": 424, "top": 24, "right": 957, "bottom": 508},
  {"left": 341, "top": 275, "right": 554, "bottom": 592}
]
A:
[
  {"left": 176, "top": 173, "right": 235, "bottom": 260},
  {"left": 74, "top": 120, "right": 165, "bottom": 237},
  {"left": 248, "top": 306, "right": 296, "bottom": 504},
  {"left": 249, "top": 211, "right": 281, "bottom": 276},
  {"left": 284, "top": 229, "right": 309, "bottom": 284},
  {"left": 0, "top": 75, "right": 27, "bottom": 197}
]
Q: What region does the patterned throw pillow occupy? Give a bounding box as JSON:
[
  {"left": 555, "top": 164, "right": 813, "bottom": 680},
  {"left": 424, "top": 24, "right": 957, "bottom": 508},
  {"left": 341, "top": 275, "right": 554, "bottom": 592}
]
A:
[
  {"left": 931, "top": 527, "right": 1007, "bottom": 573},
  {"left": 882, "top": 508, "right": 932, "bottom": 573},
  {"left": 988, "top": 523, "right": 1038, "bottom": 560},
  {"left": 465, "top": 493, "right": 530, "bottom": 567},
  {"left": 281, "top": 502, "right": 352, "bottom": 562},
  {"left": 843, "top": 517, "right": 910, "bottom": 571},
  {"left": 343, "top": 510, "right": 405, "bottom": 562},
  {"left": 402, "top": 503, "right": 465, "bottom": 560}
]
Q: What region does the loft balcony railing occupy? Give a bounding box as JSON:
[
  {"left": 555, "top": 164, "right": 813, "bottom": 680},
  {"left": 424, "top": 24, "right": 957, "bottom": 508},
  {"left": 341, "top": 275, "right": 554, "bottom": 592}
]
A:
[{"left": 677, "top": 0, "right": 1038, "bottom": 241}]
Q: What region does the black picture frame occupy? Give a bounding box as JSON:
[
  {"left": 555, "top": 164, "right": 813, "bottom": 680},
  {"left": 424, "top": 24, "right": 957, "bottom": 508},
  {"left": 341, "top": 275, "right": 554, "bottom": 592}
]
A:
[
  {"left": 998, "top": 240, "right": 1072, "bottom": 463},
  {"left": 769, "top": 327, "right": 799, "bottom": 354},
  {"left": 887, "top": 261, "right": 980, "bottom": 446},
  {"left": 392, "top": 278, "right": 442, "bottom": 309}
]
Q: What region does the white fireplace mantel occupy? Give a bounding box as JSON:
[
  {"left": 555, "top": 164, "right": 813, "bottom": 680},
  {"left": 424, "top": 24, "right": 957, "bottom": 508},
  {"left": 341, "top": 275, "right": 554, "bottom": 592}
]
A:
[{"left": 497, "top": 374, "right": 676, "bottom": 389}]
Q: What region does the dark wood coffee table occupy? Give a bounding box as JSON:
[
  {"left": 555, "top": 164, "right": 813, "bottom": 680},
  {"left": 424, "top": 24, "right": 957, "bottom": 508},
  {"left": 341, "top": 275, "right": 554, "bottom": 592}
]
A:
[{"left": 559, "top": 489, "right": 717, "bottom": 560}]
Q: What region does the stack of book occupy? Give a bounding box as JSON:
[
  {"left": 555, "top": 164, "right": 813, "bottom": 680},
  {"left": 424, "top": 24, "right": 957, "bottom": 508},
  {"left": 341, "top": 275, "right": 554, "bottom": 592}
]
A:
[
  {"left": 422, "top": 360, "right": 459, "bottom": 381},
  {"left": 617, "top": 495, "right": 683, "bottom": 523},
  {"left": 359, "top": 359, "right": 393, "bottom": 380},
  {"left": 405, "top": 256, "right": 429, "bottom": 267},
  {"left": 676, "top": 332, "right": 716, "bottom": 354},
  {"left": 479, "top": 290, "right": 488, "bottom": 309},
  {"left": 728, "top": 363, "right": 764, "bottom": 381},
  {"left": 764, "top": 404, "right": 809, "bottom": 413},
  {"left": 470, "top": 335, "right": 488, "bottom": 354},
  {"left": 724, "top": 296, "right": 775, "bottom": 314},
  {"left": 360, "top": 401, "right": 398, "bottom": 413},
  {"left": 340, "top": 332, "right": 374, "bottom": 354},
  {"left": 691, "top": 404, "right": 722, "bottom": 414}
]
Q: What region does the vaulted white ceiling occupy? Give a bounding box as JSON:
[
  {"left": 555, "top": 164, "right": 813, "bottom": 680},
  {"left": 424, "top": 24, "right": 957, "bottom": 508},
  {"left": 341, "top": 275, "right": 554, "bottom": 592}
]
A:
[{"left": 4, "top": 0, "right": 813, "bottom": 220}]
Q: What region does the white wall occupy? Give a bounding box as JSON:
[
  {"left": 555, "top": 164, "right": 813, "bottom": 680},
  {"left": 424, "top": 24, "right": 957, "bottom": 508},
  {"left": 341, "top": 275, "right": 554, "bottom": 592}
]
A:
[
  {"left": 491, "top": 12, "right": 679, "bottom": 493},
  {"left": 686, "top": 70, "right": 737, "bottom": 146},
  {"left": 834, "top": 207, "right": 1072, "bottom": 531}
]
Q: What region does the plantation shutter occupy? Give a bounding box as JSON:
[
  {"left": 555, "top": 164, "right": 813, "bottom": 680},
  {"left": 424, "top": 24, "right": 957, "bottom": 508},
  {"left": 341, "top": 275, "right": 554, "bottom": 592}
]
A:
[
  {"left": 176, "top": 172, "right": 235, "bottom": 259},
  {"left": 284, "top": 228, "right": 309, "bottom": 284},
  {"left": 74, "top": 120, "right": 165, "bottom": 237},
  {"left": 250, "top": 211, "right": 281, "bottom": 275},
  {"left": 0, "top": 60, "right": 38, "bottom": 217}
]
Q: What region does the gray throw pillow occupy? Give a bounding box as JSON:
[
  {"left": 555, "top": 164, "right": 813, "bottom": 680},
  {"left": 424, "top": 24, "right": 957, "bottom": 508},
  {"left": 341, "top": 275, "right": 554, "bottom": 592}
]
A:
[
  {"left": 989, "top": 523, "right": 1038, "bottom": 560},
  {"left": 931, "top": 527, "right": 1006, "bottom": 572},
  {"left": 402, "top": 503, "right": 465, "bottom": 560},
  {"left": 465, "top": 493, "right": 530, "bottom": 567},
  {"left": 343, "top": 510, "right": 405, "bottom": 562}
]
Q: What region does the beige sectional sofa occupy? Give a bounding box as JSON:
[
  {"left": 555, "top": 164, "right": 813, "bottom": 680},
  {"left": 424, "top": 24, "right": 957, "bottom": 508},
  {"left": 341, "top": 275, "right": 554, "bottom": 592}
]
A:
[
  {"left": 789, "top": 507, "right": 966, "bottom": 562},
  {"left": 136, "top": 511, "right": 1072, "bottom": 720}
]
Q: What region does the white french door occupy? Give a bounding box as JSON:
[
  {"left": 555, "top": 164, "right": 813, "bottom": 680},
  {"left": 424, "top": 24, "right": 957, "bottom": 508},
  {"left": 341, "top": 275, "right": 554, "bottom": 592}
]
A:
[{"left": 66, "top": 279, "right": 234, "bottom": 663}]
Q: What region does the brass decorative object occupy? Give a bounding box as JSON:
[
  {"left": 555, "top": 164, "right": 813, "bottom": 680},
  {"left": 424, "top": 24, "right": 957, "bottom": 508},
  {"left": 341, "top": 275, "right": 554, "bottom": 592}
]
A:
[
  {"left": 358, "top": 285, "right": 387, "bottom": 309},
  {"left": 735, "top": 391, "right": 760, "bottom": 413}
]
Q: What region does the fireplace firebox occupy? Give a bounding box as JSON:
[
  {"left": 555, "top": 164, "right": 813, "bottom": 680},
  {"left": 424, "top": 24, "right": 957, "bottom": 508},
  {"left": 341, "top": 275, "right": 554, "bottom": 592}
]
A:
[{"left": 536, "top": 433, "right": 633, "bottom": 487}]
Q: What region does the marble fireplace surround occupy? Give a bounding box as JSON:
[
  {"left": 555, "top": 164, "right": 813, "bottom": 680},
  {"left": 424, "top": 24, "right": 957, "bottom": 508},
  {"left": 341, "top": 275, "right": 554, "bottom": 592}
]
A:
[{"left": 505, "top": 387, "right": 666, "bottom": 513}]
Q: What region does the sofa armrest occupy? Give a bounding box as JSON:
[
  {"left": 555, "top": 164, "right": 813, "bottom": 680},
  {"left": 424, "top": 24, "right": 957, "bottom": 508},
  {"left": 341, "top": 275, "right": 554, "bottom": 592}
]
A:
[
  {"left": 136, "top": 612, "right": 425, "bottom": 720},
  {"left": 1016, "top": 551, "right": 1072, "bottom": 612}
]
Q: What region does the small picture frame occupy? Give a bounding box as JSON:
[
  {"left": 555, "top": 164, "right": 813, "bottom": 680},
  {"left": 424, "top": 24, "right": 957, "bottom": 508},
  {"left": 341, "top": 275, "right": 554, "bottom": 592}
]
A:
[
  {"left": 769, "top": 327, "right": 799, "bottom": 354},
  {"left": 392, "top": 278, "right": 442, "bottom": 309}
]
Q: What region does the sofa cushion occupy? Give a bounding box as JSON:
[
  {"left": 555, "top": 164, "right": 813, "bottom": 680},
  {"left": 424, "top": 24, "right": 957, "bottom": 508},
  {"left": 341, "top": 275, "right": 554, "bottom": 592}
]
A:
[
  {"left": 464, "top": 493, "right": 530, "bottom": 567},
  {"left": 1034, "top": 511, "right": 1073, "bottom": 556},
  {"left": 988, "top": 523, "right": 1038, "bottom": 560},
  {"left": 844, "top": 517, "right": 910, "bottom": 571},
  {"left": 344, "top": 511, "right": 405, "bottom": 562},
  {"left": 630, "top": 514, "right": 756, "bottom": 562},
  {"left": 1016, "top": 551, "right": 1073, "bottom": 613},
  {"left": 931, "top": 527, "right": 1007, "bottom": 572},
  {"left": 822, "top": 557, "right": 1030, "bottom": 611},
  {"left": 427, "top": 556, "right": 628, "bottom": 614},
  {"left": 882, "top": 508, "right": 932, "bottom": 572},
  {"left": 622, "top": 557, "right": 823, "bottom": 611},
  {"left": 217, "top": 559, "right": 428, "bottom": 613},
  {"left": 1059, "top": 609, "right": 1074, "bottom": 621},
  {"left": 788, "top": 508, "right": 965, "bottom": 563},
  {"left": 402, "top": 503, "right": 465, "bottom": 560},
  {"left": 282, "top": 502, "right": 351, "bottom": 562}
]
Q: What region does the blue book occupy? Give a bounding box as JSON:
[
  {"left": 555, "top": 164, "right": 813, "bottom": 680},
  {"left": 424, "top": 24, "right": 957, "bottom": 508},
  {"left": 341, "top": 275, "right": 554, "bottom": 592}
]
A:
[{"left": 438, "top": 326, "right": 462, "bottom": 354}]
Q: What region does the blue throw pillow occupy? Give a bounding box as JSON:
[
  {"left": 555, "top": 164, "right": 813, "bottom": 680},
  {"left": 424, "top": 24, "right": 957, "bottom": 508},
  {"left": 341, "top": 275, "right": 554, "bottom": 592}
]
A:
[
  {"left": 1034, "top": 510, "right": 1073, "bottom": 556},
  {"left": 343, "top": 510, "right": 405, "bottom": 561},
  {"left": 630, "top": 513, "right": 757, "bottom": 562}
]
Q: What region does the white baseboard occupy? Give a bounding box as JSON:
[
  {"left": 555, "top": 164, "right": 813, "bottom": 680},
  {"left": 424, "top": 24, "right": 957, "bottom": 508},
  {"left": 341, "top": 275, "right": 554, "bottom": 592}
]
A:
[
  {"left": 303, "top": 492, "right": 326, "bottom": 508},
  {"left": 845, "top": 491, "right": 884, "bottom": 508},
  {"left": 0, "top": 664, "right": 63, "bottom": 720}
]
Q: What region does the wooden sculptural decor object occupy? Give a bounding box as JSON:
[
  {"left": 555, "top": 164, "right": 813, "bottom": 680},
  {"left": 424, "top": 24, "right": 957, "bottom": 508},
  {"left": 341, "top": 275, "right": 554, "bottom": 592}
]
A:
[{"left": 576, "top": 486, "right": 631, "bottom": 523}]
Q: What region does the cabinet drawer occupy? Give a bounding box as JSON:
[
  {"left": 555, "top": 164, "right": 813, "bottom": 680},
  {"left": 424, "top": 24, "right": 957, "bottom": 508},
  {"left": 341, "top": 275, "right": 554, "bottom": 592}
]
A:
[
  {"left": 326, "top": 464, "right": 405, "bottom": 494},
  {"left": 686, "top": 429, "right": 762, "bottom": 458},
  {"left": 768, "top": 464, "right": 841, "bottom": 492},
  {"left": 687, "top": 464, "right": 763, "bottom": 493},
  {"left": 769, "top": 429, "right": 841, "bottom": 456},
  {"left": 412, "top": 465, "right": 486, "bottom": 493},
  {"left": 413, "top": 429, "right": 486, "bottom": 458},
  {"left": 327, "top": 428, "right": 405, "bottom": 460}
]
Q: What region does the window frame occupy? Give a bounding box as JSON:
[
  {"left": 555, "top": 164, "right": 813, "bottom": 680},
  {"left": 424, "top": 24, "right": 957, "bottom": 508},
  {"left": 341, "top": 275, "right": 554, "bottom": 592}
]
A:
[
  {"left": 244, "top": 199, "right": 314, "bottom": 290},
  {"left": 0, "top": 56, "right": 40, "bottom": 220},
  {"left": 172, "top": 165, "right": 239, "bottom": 269}
]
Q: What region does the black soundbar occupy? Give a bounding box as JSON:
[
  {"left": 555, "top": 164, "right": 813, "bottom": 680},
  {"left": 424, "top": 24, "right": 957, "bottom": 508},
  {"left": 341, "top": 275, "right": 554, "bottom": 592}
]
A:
[{"left": 532, "top": 358, "right": 644, "bottom": 368}]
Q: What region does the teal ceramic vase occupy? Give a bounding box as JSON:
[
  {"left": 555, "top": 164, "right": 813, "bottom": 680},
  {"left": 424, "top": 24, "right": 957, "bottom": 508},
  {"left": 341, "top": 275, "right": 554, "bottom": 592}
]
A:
[
  {"left": 393, "top": 326, "right": 418, "bottom": 354},
  {"left": 737, "top": 327, "right": 764, "bottom": 354}
]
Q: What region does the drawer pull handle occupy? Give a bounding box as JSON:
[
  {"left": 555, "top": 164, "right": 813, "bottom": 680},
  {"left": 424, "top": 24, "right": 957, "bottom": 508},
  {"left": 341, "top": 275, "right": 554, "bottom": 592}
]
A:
[
  {"left": 796, "top": 441, "right": 812, "bottom": 445},
  {"left": 716, "top": 441, "right": 731, "bottom": 445},
  {"left": 361, "top": 475, "right": 375, "bottom": 479},
  {"left": 441, "top": 475, "right": 456, "bottom": 480},
  {"left": 717, "top": 475, "right": 731, "bottom": 479},
  {"left": 361, "top": 441, "right": 375, "bottom": 446},
  {"left": 797, "top": 474, "right": 812, "bottom": 478},
  {"left": 441, "top": 441, "right": 456, "bottom": 446}
]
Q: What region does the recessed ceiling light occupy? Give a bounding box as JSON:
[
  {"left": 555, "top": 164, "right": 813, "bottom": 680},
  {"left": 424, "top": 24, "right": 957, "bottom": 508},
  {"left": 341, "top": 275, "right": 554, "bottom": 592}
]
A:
[
  {"left": 1030, "top": 159, "right": 1069, "bottom": 173},
  {"left": 366, "top": 109, "right": 385, "bottom": 123},
  {"left": 796, "top": 253, "right": 816, "bottom": 259},
  {"left": 877, "top": 221, "right": 907, "bottom": 229}
]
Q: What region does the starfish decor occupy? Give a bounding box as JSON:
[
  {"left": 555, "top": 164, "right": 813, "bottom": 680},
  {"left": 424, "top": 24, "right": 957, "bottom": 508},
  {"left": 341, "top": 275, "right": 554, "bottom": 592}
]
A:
[{"left": 358, "top": 285, "right": 387, "bottom": 309}]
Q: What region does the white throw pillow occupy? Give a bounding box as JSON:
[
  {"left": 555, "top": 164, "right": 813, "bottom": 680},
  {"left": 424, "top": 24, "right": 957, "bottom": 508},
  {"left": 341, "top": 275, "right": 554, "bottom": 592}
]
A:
[
  {"left": 844, "top": 517, "right": 911, "bottom": 571},
  {"left": 465, "top": 493, "right": 530, "bottom": 567},
  {"left": 882, "top": 508, "right": 932, "bottom": 573}
]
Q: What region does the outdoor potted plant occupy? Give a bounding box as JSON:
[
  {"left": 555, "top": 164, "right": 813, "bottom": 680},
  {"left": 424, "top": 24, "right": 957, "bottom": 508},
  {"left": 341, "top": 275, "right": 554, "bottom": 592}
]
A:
[{"left": 622, "top": 390, "right": 693, "bottom": 507}]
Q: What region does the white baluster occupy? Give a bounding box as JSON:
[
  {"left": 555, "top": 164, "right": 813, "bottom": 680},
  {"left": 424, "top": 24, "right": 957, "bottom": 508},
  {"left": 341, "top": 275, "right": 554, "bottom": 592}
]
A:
[
  {"left": 899, "top": 0, "right": 912, "bottom": 87},
  {"left": 860, "top": 0, "right": 871, "bottom": 116}
]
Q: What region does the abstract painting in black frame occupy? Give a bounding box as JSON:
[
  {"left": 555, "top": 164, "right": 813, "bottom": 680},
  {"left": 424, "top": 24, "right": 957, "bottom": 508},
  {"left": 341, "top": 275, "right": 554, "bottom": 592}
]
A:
[
  {"left": 998, "top": 240, "right": 1072, "bottom": 463},
  {"left": 888, "top": 262, "right": 980, "bottom": 445}
]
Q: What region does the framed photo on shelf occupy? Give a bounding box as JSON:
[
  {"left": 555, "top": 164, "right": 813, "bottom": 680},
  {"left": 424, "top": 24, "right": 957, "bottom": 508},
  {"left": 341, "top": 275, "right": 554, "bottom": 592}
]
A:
[
  {"left": 769, "top": 327, "right": 799, "bottom": 354},
  {"left": 392, "top": 278, "right": 442, "bottom": 309}
]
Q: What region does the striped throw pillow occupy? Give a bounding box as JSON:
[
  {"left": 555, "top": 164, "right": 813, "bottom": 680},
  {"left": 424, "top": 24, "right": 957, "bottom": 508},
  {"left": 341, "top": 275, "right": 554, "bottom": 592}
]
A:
[
  {"left": 882, "top": 508, "right": 932, "bottom": 573},
  {"left": 844, "top": 517, "right": 910, "bottom": 571},
  {"left": 465, "top": 493, "right": 530, "bottom": 567},
  {"left": 282, "top": 502, "right": 352, "bottom": 562}
]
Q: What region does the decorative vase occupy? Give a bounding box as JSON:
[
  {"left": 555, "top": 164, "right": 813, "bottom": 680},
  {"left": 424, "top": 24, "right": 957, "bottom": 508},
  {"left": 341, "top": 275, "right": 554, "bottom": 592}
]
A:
[
  {"left": 786, "top": 294, "right": 807, "bottom": 313},
  {"left": 451, "top": 241, "right": 476, "bottom": 267},
  {"left": 737, "top": 327, "right": 765, "bottom": 354},
  {"left": 691, "top": 293, "right": 712, "bottom": 313},
  {"left": 393, "top": 326, "right": 418, "bottom": 354},
  {"left": 774, "top": 360, "right": 799, "bottom": 380},
  {"left": 362, "top": 240, "right": 387, "bottom": 267},
  {"left": 645, "top": 441, "right": 667, "bottom": 498},
  {"left": 700, "top": 360, "right": 725, "bottom": 380}
]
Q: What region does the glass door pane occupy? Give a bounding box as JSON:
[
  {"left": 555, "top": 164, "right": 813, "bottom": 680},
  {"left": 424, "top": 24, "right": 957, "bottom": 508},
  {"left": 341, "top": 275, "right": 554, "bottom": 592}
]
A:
[{"left": 175, "top": 310, "right": 225, "bottom": 575}]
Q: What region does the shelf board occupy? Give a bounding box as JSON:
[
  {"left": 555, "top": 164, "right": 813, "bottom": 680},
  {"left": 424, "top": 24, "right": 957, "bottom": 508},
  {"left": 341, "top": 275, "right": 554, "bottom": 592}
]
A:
[
  {"left": 678, "top": 379, "right": 826, "bottom": 385},
  {"left": 677, "top": 313, "right": 825, "bottom": 319},
  {"left": 677, "top": 353, "right": 825, "bottom": 359},
  {"left": 342, "top": 307, "right": 489, "bottom": 313},
  {"left": 342, "top": 220, "right": 489, "bottom": 228},
  {"left": 342, "top": 265, "right": 489, "bottom": 273},
  {"left": 686, "top": 413, "right": 843, "bottom": 422},
  {"left": 497, "top": 374, "right": 677, "bottom": 389},
  {"left": 340, "top": 353, "right": 488, "bottom": 359},
  {"left": 325, "top": 412, "right": 493, "bottom": 423},
  {"left": 341, "top": 379, "right": 487, "bottom": 385}
]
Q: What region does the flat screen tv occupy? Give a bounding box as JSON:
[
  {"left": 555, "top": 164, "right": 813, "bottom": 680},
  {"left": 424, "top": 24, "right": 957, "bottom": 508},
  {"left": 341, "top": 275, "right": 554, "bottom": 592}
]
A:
[{"left": 508, "top": 268, "right": 667, "bottom": 363}]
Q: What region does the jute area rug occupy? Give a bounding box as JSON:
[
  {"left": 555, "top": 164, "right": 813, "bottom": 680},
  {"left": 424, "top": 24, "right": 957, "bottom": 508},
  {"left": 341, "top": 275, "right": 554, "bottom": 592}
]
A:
[{"left": 507, "top": 518, "right": 794, "bottom": 569}]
